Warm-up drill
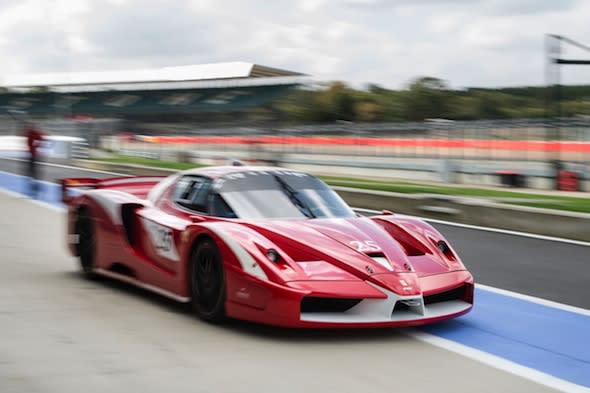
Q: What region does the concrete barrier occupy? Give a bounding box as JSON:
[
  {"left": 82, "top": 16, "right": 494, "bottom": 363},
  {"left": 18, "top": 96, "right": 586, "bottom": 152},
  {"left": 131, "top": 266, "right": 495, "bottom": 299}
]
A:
[
  {"left": 74, "top": 160, "right": 590, "bottom": 242},
  {"left": 334, "top": 186, "right": 590, "bottom": 242}
]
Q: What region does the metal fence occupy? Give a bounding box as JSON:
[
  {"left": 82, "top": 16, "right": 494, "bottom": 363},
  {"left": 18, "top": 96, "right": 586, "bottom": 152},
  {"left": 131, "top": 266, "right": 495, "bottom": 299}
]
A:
[
  {"left": 104, "top": 118, "right": 590, "bottom": 163},
  {"left": 101, "top": 117, "right": 590, "bottom": 190}
]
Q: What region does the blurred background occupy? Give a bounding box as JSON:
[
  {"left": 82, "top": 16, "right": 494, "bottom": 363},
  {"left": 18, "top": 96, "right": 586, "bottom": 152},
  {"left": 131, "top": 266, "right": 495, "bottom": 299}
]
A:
[{"left": 1, "top": 0, "right": 590, "bottom": 201}]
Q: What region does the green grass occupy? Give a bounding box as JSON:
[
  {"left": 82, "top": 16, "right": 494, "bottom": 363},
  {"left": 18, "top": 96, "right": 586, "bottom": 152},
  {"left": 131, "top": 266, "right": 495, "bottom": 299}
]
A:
[
  {"left": 319, "top": 176, "right": 590, "bottom": 214},
  {"left": 319, "top": 176, "right": 536, "bottom": 198},
  {"left": 94, "top": 155, "right": 590, "bottom": 214}
]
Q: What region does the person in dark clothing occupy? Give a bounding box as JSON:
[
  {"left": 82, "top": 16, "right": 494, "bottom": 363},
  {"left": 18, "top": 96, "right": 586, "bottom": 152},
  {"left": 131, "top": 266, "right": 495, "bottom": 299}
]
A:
[{"left": 23, "top": 123, "right": 44, "bottom": 197}]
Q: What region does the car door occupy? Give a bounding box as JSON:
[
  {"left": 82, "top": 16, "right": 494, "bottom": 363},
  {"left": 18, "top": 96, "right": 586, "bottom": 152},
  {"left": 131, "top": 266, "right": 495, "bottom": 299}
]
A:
[{"left": 137, "top": 176, "right": 212, "bottom": 277}]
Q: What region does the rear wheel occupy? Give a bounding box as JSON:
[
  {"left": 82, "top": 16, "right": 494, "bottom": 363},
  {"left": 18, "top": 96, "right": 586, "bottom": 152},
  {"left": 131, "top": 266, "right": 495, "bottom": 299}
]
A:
[
  {"left": 189, "top": 239, "right": 226, "bottom": 322},
  {"left": 75, "top": 207, "right": 97, "bottom": 279}
]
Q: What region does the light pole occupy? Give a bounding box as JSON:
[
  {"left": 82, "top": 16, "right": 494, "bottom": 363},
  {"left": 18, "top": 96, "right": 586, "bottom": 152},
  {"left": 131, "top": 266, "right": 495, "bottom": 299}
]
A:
[{"left": 544, "top": 34, "right": 590, "bottom": 189}]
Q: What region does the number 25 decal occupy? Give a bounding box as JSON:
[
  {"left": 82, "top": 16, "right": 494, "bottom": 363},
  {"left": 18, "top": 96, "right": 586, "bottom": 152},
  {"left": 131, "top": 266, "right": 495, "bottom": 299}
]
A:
[
  {"left": 142, "top": 218, "right": 180, "bottom": 261},
  {"left": 156, "top": 228, "right": 172, "bottom": 252},
  {"left": 349, "top": 240, "right": 381, "bottom": 252}
]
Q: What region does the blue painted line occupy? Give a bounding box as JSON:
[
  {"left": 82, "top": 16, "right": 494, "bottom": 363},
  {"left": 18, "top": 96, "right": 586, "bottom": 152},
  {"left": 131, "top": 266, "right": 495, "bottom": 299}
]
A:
[
  {"left": 1, "top": 169, "right": 589, "bottom": 387},
  {"left": 424, "top": 288, "right": 590, "bottom": 387},
  {"left": 0, "top": 170, "right": 66, "bottom": 208}
]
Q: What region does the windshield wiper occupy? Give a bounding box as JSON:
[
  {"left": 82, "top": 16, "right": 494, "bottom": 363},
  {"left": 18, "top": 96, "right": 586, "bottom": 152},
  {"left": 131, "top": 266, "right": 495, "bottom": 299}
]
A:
[{"left": 273, "top": 174, "right": 316, "bottom": 218}]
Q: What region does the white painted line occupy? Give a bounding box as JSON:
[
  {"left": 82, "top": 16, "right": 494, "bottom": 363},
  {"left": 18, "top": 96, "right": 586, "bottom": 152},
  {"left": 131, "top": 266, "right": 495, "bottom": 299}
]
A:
[
  {"left": 0, "top": 187, "right": 31, "bottom": 201},
  {"left": 477, "top": 284, "right": 590, "bottom": 317},
  {"left": 0, "top": 187, "right": 65, "bottom": 213},
  {"left": 407, "top": 330, "right": 590, "bottom": 393},
  {"left": 354, "top": 207, "right": 590, "bottom": 247},
  {"left": 424, "top": 217, "right": 590, "bottom": 247}
]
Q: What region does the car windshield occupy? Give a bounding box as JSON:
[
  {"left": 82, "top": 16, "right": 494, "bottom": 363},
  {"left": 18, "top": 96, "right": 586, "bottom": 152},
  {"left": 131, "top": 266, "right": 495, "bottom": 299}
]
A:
[{"left": 213, "top": 170, "right": 355, "bottom": 220}]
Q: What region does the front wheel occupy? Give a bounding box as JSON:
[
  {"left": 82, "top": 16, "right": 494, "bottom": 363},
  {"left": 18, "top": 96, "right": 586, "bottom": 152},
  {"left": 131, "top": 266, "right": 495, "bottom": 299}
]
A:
[{"left": 189, "top": 239, "right": 226, "bottom": 323}]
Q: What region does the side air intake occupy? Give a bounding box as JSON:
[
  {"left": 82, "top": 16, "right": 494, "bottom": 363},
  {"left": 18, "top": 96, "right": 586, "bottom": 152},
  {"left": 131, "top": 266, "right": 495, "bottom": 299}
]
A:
[
  {"left": 424, "top": 284, "right": 468, "bottom": 305},
  {"left": 301, "top": 297, "right": 362, "bottom": 313},
  {"left": 121, "top": 203, "right": 143, "bottom": 246}
]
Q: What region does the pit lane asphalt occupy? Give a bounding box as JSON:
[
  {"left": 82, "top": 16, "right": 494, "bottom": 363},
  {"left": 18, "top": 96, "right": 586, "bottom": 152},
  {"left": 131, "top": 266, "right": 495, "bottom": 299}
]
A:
[
  {"left": 0, "top": 189, "right": 561, "bottom": 393},
  {"left": 1, "top": 157, "right": 588, "bottom": 309}
]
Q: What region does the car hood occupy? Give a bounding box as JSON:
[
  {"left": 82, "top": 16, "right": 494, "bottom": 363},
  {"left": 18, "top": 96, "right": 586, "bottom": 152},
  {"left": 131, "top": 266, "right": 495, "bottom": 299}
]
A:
[{"left": 240, "top": 215, "right": 465, "bottom": 282}]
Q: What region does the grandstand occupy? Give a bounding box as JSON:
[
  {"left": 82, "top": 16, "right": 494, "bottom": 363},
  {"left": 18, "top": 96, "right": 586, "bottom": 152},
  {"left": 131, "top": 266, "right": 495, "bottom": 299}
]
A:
[{"left": 0, "top": 62, "right": 307, "bottom": 124}]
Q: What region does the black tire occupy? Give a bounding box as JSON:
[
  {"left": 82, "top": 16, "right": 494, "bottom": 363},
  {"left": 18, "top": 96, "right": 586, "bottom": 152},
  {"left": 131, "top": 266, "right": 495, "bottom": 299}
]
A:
[
  {"left": 189, "top": 239, "right": 226, "bottom": 323},
  {"left": 75, "top": 207, "right": 97, "bottom": 279}
]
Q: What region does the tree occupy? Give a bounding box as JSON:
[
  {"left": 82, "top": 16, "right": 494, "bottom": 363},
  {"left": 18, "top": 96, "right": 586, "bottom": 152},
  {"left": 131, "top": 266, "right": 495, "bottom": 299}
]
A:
[
  {"left": 355, "top": 101, "right": 383, "bottom": 122},
  {"left": 29, "top": 86, "right": 50, "bottom": 94},
  {"left": 273, "top": 77, "right": 590, "bottom": 124},
  {"left": 404, "top": 77, "right": 451, "bottom": 121},
  {"left": 322, "top": 81, "right": 356, "bottom": 122}
]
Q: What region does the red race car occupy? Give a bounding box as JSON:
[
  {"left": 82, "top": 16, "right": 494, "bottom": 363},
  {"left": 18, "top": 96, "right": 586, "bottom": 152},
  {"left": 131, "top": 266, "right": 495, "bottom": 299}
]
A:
[{"left": 62, "top": 166, "right": 473, "bottom": 328}]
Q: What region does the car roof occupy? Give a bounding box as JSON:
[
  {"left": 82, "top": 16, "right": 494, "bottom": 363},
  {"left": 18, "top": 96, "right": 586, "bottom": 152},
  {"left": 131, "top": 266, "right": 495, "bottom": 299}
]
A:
[{"left": 179, "top": 165, "right": 307, "bottom": 179}]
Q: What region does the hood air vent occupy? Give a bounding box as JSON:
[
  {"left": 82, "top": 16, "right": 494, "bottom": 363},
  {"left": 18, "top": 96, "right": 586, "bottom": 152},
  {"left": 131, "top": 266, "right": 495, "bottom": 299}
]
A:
[
  {"left": 374, "top": 220, "right": 430, "bottom": 257},
  {"left": 367, "top": 253, "right": 393, "bottom": 271}
]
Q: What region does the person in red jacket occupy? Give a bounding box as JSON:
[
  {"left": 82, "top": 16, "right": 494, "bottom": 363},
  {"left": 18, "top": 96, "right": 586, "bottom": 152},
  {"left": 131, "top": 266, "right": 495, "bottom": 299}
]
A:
[{"left": 23, "top": 122, "right": 45, "bottom": 197}]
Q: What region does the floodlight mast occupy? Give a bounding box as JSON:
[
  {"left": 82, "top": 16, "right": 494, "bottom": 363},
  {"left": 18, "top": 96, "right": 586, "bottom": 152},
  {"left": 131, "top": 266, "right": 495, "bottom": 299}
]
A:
[{"left": 544, "top": 34, "right": 590, "bottom": 189}]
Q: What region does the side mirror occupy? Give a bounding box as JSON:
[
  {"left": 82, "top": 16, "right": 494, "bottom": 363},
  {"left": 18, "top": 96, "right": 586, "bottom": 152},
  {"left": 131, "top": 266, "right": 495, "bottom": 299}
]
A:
[{"left": 381, "top": 210, "right": 394, "bottom": 215}]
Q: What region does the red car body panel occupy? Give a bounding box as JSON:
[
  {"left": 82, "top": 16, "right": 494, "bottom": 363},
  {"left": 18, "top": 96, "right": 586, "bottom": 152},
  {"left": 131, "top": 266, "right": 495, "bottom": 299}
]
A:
[{"left": 63, "top": 167, "right": 474, "bottom": 328}]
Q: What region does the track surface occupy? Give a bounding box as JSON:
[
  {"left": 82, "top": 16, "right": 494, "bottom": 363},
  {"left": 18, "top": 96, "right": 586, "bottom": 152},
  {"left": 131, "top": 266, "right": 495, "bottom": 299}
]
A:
[
  {"left": 1, "top": 158, "right": 589, "bottom": 392},
  {"left": 1, "top": 158, "right": 587, "bottom": 309},
  {"left": 434, "top": 224, "right": 590, "bottom": 309},
  {"left": 0, "top": 191, "right": 560, "bottom": 393}
]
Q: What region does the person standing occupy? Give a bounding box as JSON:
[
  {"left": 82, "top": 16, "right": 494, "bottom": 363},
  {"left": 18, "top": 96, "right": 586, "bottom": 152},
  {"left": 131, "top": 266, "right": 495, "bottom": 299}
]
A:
[{"left": 23, "top": 122, "right": 44, "bottom": 197}]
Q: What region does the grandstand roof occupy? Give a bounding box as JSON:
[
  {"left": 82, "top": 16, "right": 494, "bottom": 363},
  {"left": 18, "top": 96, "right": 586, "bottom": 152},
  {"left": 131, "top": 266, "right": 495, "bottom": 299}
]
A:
[
  {"left": 0, "top": 62, "right": 306, "bottom": 115},
  {"left": 1, "top": 62, "right": 307, "bottom": 93}
]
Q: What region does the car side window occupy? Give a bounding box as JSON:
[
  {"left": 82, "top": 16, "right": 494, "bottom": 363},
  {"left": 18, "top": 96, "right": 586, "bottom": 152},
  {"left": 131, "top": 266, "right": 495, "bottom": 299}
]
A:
[
  {"left": 174, "top": 176, "right": 212, "bottom": 213},
  {"left": 210, "top": 193, "right": 237, "bottom": 218}
]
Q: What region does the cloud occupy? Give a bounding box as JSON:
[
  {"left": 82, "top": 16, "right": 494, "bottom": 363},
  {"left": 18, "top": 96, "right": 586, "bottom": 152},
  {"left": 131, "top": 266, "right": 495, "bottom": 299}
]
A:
[
  {"left": 82, "top": 0, "right": 215, "bottom": 63},
  {"left": 0, "top": 0, "right": 589, "bottom": 88},
  {"left": 485, "top": 0, "right": 580, "bottom": 16}
]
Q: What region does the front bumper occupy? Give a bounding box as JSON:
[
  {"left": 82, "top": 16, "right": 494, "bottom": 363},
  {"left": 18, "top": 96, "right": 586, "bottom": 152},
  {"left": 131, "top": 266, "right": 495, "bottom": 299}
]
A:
[
  {"left": 224, "top": 269, "right": 474, "bottom": 328},
  {"left": 299, "top": 284, "right": 472, "bottom": 326}
]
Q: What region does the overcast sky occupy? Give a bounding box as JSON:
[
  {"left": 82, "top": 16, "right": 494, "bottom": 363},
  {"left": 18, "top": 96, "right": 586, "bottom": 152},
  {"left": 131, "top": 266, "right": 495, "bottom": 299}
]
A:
[{"left": 1, "top": 0, "right": 590, "bottom": 89}]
